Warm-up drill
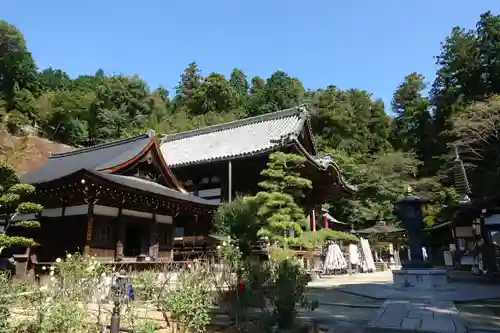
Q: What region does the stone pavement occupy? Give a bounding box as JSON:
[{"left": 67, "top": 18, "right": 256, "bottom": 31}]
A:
[
  {"left": 365, "top": 300, "right": 466, "bottom": 333},
  {"left": 306, "top": 271, "right": 500, "bottom": 332},
  {"left": 341, "top": 281, "right": 500, "bottom": 302}
]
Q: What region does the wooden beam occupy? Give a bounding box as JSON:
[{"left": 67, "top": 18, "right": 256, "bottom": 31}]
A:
[{"left": 84, "top": 203, "right": 94, "bottom": 258}]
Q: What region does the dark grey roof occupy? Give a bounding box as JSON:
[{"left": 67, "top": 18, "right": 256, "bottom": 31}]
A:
[
  {"left": 88, "top": 170, "right": 218, "bottom": 207},
  {"left": 21, "top": 132, "right": 154, "bottom": 184},
  {"left": 160, "top": 106, "right": 310, "bottom": 167}
]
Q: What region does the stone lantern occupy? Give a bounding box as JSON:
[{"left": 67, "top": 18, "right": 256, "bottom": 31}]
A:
[
  {"left": 393, "top": 194, "right": 427, "bottom": 268},
  {"left": 392, "top": 191, "right": 448, "bottom": 289}
]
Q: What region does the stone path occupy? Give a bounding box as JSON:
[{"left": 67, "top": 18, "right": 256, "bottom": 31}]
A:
[
  {"left": 365, "top": 300, "right": 466, "bottom": 333},
  {"left": 341, "top": 282, "right": 500, "bottom": 302},
  {"left": 456, "top": 302, "right": 500, "bottom": 333}
]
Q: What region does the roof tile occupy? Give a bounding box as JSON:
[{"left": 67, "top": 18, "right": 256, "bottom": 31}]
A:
[
  {"left": 161, "top": 106, "right": 307, "bottom": 167},
  {"left": 21, "top": 133, "right": 153, "bottom": 184}
]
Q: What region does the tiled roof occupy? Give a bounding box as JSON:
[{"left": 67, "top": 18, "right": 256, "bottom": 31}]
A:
[
  {"left": 160, "top": 106, "right": 309, "bottom": 167},
  {"left": 21, "top": 131, "right": 155, "bottom": 184}
]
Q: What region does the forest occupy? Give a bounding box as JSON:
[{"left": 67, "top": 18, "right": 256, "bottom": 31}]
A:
[{"left": 1, "top": 11, "right": 500, "bottom": 228}]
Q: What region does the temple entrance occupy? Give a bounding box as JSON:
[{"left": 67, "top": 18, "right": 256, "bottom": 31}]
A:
[{"left": 124, "top": 224, "right": 147, "bottom": 257}]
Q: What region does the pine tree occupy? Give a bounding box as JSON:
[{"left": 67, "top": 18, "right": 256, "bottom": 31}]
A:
[
  {"left": 0, "top": 161, "right": 42, "bottom": 250},
  {"left": 253, "top": 152, "right": 312, "bottom": 245}
]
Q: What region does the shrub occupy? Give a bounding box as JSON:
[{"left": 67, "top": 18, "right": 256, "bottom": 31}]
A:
[
  {"left": 157, "top": 264, "right": 213, "bottom": 333},
  {"left": 5, "top": 111, "right": 29, "bottom": 136},
  {"left": 248, "top": 258, "right": 317, "bottom": 330}
]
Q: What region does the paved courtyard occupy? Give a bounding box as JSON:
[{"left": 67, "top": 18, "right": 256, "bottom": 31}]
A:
[{"left": 305, "top": 270, "right": 500, "bottom": 333}]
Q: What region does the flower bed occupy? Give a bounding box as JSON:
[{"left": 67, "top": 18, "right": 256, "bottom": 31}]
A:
[{"left": 0, "top": 242, "right": 319, "bottom": 333}]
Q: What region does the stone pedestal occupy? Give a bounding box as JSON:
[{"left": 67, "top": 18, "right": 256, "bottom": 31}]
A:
[{"left": 392, "top": 269, "right": 448, "bottom": 289}]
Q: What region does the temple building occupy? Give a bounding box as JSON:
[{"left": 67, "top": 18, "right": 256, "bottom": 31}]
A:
[
  {"left": 160, "top": 106, "right": 356, "bottom": 214},
  {"left": 18, "top": 130, "right": 218, "bottom": 265},
  {"left": 14, "top": 106, "right": 355, "bottom": 267}
]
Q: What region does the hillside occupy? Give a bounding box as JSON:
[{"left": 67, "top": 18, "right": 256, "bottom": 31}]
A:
[{"left": 0, "top": 128, "right": 72, "bottom": 174}]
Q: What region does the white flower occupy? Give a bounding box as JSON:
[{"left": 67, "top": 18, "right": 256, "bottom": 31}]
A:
[
  {"left": 101, "top": 272, "right": 106, "bottom": 277},
  {"left": 49, "top": 266, "right": 55, "bottom": 271},
  {"left": 187, "top": 264, "right": 192, "bottom": 268},
  {"left": 222, "top": 241, "right": 227, "bottom": 247},
  {"left": 49, "top": 271, "right": 54, "bottom": 276},
  {"left": 41, "top": 266, "right": 46, "bottom": 271},
  {"left": 216, "top": 245, "right": 221, "bottom": 250},
  {"left": 55, "top": 258, "right": 62, "bottom": 263},
  {"left": 66, "top": 253, "right": 72, "bottom": 259},
  {"left": 50, "top": 276, "right": 55, "bottom": 282}
]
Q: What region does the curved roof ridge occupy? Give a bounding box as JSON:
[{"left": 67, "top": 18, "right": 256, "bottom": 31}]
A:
[
  {"left": 163, "top": 105, "right": 308, "bottom": 142},
  {"left": 50, "top": 132, "right": 153, "bottom": 159}
]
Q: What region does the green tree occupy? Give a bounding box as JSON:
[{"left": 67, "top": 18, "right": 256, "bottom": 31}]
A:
[
  {"left": 38, "top": 89, "right": 92, "bottom": 145},
  {"left": 88, "top": 75, "right": 154, "bottom": 143},
  {"left": 310, "top": 87, "right": 391, "bottom": 154},
  {"left": 38, "top": 68, "right": 71, "bottom": 92},
  {"left": 229, "top": 68, "right": 249, "bottom": 100},
  {"left": 214, "top": 196, "right": 260, "bottom": 258},
  {"left": 431, "top": 12, "right": 500, "bottom": 174},
  {"left": 0, "top": 20, "right": 38, "bottom": 109},
  {"left": 391, "top": 73, "right": 432, "bottom": 174},
  {"left": 0, "top": 162, "right": 42, "bottom": 249},
  {"left": 187, "top": 73, "right": 240, "bottom": 114},
  {"left": 175, "top": 61, "right": 202, "bottom": 107},
  {"left": 261, "top": 71, "right": 305, "bottom": 115},
  {"left": 252, "top": 152, "right": 312, "bottom": 245}
]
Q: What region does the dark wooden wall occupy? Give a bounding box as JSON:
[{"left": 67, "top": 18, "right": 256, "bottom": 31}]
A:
[
  {"left": 171, "top": 154, "right": 270, "bottom": 202},
  {"left": 33, "top": 216, "right": 87, "bottom": 262}
]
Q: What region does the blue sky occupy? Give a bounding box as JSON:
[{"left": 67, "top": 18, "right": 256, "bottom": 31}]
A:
[{"left": 2, "top": 1, "right": 499, "bottom": 108}]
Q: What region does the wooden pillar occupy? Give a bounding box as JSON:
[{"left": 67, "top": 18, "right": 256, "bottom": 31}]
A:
[
  {"left": 84, "top": 203, "right": 94, "bottom": 258},
  {"left": 149, "top": 216, "right": 159, "bottom": 259},
  {"left": 310, "top": 210, "right": 316, "bottom": 232}
]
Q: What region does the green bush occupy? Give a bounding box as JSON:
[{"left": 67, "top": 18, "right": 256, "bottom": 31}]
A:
[
  {"left": 5, "top": 111, "right": 29, "bottom": 136},
  {"left": 244, "top": 257, "right": 317, "bottom": 330},
  {"left": 157, "top": 264, "right": 213, "bottom": 333}
]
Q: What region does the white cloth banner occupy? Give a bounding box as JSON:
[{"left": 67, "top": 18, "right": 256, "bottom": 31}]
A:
[
  {"left": 323, "top": 243, "right": 348, "bottom": 270},
  {"left": 349, "top": 244, "right": 359, "bottom": 265},
  {"left": 360, "top": 238, "right": 376, "bottom": 271}
]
